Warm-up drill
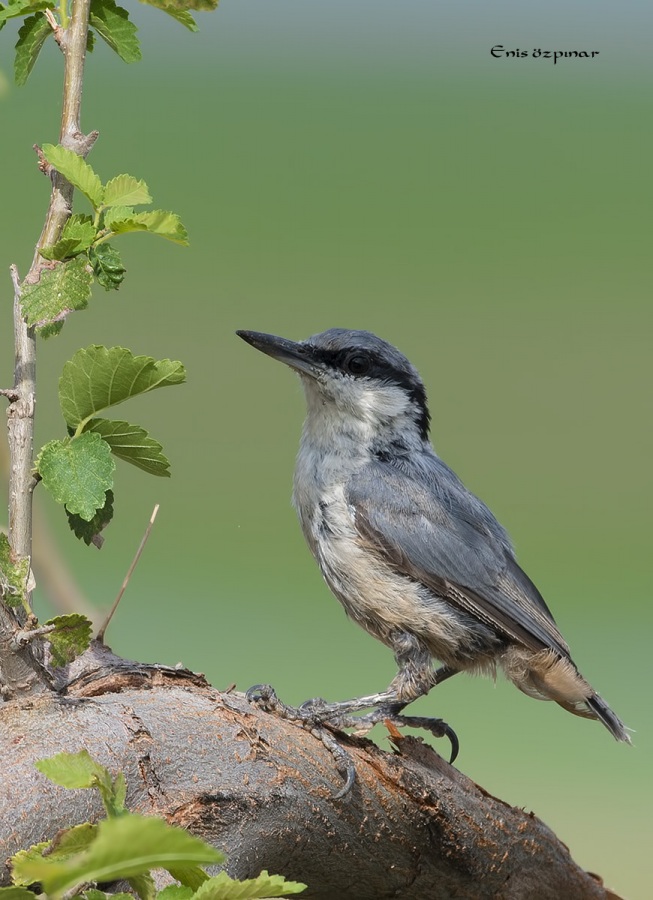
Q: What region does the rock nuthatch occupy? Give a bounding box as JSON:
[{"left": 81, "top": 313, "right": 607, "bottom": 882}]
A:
[{"left": 237, "top": 328, "right": 630, "bottom": 762}]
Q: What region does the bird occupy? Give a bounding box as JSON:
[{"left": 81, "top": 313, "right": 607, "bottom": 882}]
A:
[{"left": 237, "top": 327, "right": 630, "bottom": 754}]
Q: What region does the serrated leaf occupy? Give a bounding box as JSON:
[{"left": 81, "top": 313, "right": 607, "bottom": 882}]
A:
[
  {"left": 14, "top": 13, "right": 51, "bottom": 86},
  {"left": 156, "top": 888, "right": 194, "bottom": 900},
  {"left": 86, "top": 419, "right": 170, "bottom": 476},
  {"left": 21, "top": 256, "right": 92, "bottom": 327},
  {"left": 166, "top": 868, "right": 208, "bottom": 890},
  {"left": 41, "top": 214, "right": 98, "bottom": 259},
  {"left": 104, "top": 175, "right": 152, "bottom": 207},
  {"left": 14, "top": 814, "right": 224, "bottom": 896},
  {"left": 0, "top": 888, "right": 42, "bottom": 900},
  {"left": 193, "top": 871, "right": 306, "bottom": 900},
  {"left": 0, "top": 0, "right": 53, "bottom": 26},
  {"left": 0, "top": 533, "right": 30, "bottom": 608},
  {"left": 59, "top": 345, "right": 186, "bottom": 430},
  {"left": 160, "top": 8, "right": 197, "bottom": 31},
  {"left": 104, "top": 205, "right": 137, "bottom": 229},
  {"left": 83, "top": 893, "right": 132, "bottom": 900},
  {"left": 90, "top": 0, "right": 140, "bottom": 63},
  {"left": 63, "top": 213, "right": 97, "bottom": 240},
  {"left": 34, "top": 750, "right": 126, "bottom": 816},
  {"left": 39, "top": 321, "right": 65, "bottom": 338},
  {"left": 39, "top": 239, "right": 87, "bottom": 261},
  {"left": 110, "top": 209, "right": 188, "bottom": 244},
  {"left": 67, "top": 488, "right": 114, "bottom": 546},
  {"left": 107, "top": 216, "right": 148, "bottom": 236},
  {"left": 113, "top": 771, "right": 127, "bottom": 810},
  {"left": 42, "top": 144, "right": 104, "bottom": 208},
  {"left": 140, "top": 0, "right": 217, "bottom": 12},
  {"left": 38, "top": 433, "right": 115, "bottom": 521},
  {"left": 48, "top": 823, "right": 98, "bottom": 859},
  {"left": 136, "top": 1, "right": 197, "bottom": 31},
  {"left": 89, "top": 243, "right": 126, "bottom": 290},
  {"left": 44, "top": 613, "right": 93, "bottom": 666},
  {"left": 87, "top": 27, "right": 95, "bottom": 51},
  {"left": 35, "top": 749, "right": 112, "bottom": 790},
  {"left": 12, "top": 822, "right": 99, "bottom": 882},
  {"left": 10, "top": 843, "right": 51, "bottom": 887},
  {"left": 129, "top": 873, "right": 156, "bottom": 900}
]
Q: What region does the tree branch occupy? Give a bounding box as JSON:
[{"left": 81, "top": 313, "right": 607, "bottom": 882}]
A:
[{"left": 0, "top": 648, "right": 623, "bottom": 899}]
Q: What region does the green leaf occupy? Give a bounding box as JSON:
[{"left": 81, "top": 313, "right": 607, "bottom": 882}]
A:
[
  {"left": 41, "top": 144, "right": 104, "bottom": 208},
  {"left": 44, "top": 613, "right": 93, "bottom": 666},
  {"left": 137, "top": 1, "right": 197, "bottom": 31},
  {"left": 10, "top": 843, "right": 50, "bottom": 886},
  {"left": 90, "top": 0, "right": 141, "bottom": 63},
  {"left": 166, "top": 868, "right": 208, "bottom": 890},
  {"left": 104, "top": 174, "right": 152, "bottom": 207},
  {"left": 14, "top": 813, "right": 224, "bottom": 896},
  {"left": 83, "top": 893, "right": 132, "bottom": 900},
  {"left": 12, "top": 821, "right": 99, "bottom": 882},
  {"left": 156, "top": 888, "right": 194, "bottom": 900},
  {"left": 48, "top": 823, "right": 99, "bottom": 859},
  {"left": 40, "top": 321, "right": 65, "bottom": 339},
  {"left": 0, "top": 533, "right": 30, "bottom": 608},
  {"left": 14, "top": 12, "right": 51, "bottom": 86},
  {"left": 35, "top": 749, "right": 111, "bottom": 790},
  {"left": 113, "top": 770, "right": 127, "bottom": 810},
  {"left": 40, "top": 216, "right": 97, "bottom": 261},
  {"left": 109, "top": 209, "right": 188, "bottom": 244},
  {"left": 59, "top": 345, "right": 186, "bottom": 430},
  {"left": 67, "top": 488, "right": 114, "bottom": 546},
  {"left": 160, "top": 8, "right": 197, "bottom": 31},
  {"left": 86, "top": 418, "right": 171, "bottom": 476},
  {"left": 192, "top": 871, "right": 307, "bottom": 900},
  {"left": 39, "top": 240, "right": 86, "bottom": 261},
  {"left": 104, "top": 205, "right": 138, "bottom": 229},
  {"left": 20, "top": 256, "right": 93, "bottom": 328},
  {"left": 129, "top": 873, "right": 156, "bottom": 900},
  {"left": 89, "top": 242, "right": 126, "bottom": 290},
  {"left": 140, "top": 0, "right": 218, "bottom": 12},
  {"left": 0, "top": 888, "right": 42, "bottom": 900},
  {"left": 0, "top": 0, "right": 53, "bottom": 26},
  {"left": 34, "top": 749, "right": 126, "bottom": 817},
  {"left": 37, "top": 433, "right": 115, "bottom": 521}
]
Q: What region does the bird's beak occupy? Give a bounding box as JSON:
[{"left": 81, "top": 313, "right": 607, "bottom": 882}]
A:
[{"left": 236, "top": 330, "right": 322, "bottom": 378}]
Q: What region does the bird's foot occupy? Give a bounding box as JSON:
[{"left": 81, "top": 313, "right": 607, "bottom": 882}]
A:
[
  {"left": 246, "top": 685, "right": 459, "bottom": 797},
  {"left": 246, "top": 684, "right": 357, "bottom": 797}
]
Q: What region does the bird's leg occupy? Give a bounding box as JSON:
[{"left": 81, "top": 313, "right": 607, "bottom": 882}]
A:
[
  {"left": 246, "top": 637, "right": 461, "bottom": 795},
  {"left": 319, "top": 636, "right": 460, "bottom": 762}
]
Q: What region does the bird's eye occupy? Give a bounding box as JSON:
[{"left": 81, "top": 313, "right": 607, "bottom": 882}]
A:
[{"left": 344, "top": 353, "right": 372, "bottom": 376}]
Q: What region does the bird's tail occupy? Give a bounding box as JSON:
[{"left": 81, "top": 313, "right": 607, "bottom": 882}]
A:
[{"left": 585, "top": 693, "right": 632, "bottom": 744}]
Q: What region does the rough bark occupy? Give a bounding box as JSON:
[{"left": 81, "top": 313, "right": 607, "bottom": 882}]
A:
[{"left": 0, "top": 644, "right": 620, "bottom": 900}]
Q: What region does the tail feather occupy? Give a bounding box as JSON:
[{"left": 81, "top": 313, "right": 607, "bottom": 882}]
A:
[{"left": 586, "top": 693, "right": 632, "bottom": 744}]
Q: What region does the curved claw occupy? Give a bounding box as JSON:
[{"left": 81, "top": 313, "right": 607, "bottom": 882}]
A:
[
  {"left": 444, "top": 723, "right": 459, "bottom": 764},
  {"left": 313, "top": 724, "right": 358, "bottom": 799},
  {"left": 332, "top": 759, "right": 357, "bottom": 799},
  {"left": 246, "top": 683, "right": 277, "bottom": 706}
]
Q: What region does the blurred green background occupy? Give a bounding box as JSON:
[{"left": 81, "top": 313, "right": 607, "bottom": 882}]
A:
[{"left": 1, "top": 1, "right": 651, "bottom": 896}]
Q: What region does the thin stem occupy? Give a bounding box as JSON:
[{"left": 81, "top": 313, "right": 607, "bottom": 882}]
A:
[
  {"left": 7, "top": 265, "right": 37, "bottom": 569},
  {"left": 96, "top": 505, "right": 160, "bottom": 643},
  {"left": 31, "top": 0, "right": 96, "bottom": 270},
  {"left": 2, "top": 0, "right": 93, "bottom": 697}
]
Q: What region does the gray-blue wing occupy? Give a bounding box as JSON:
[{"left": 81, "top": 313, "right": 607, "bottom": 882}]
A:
[{"left": 346, "top": 458, "right": 571, "bottom": 659}]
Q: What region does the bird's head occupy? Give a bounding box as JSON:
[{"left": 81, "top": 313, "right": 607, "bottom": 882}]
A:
[{"left": 237, "top": 328, "right": 431, "bottom": 445}]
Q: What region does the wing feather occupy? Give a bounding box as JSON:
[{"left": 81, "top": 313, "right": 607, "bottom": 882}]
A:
[{"left": 347, "top": 458, "right": 571, "bottom": 659}]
